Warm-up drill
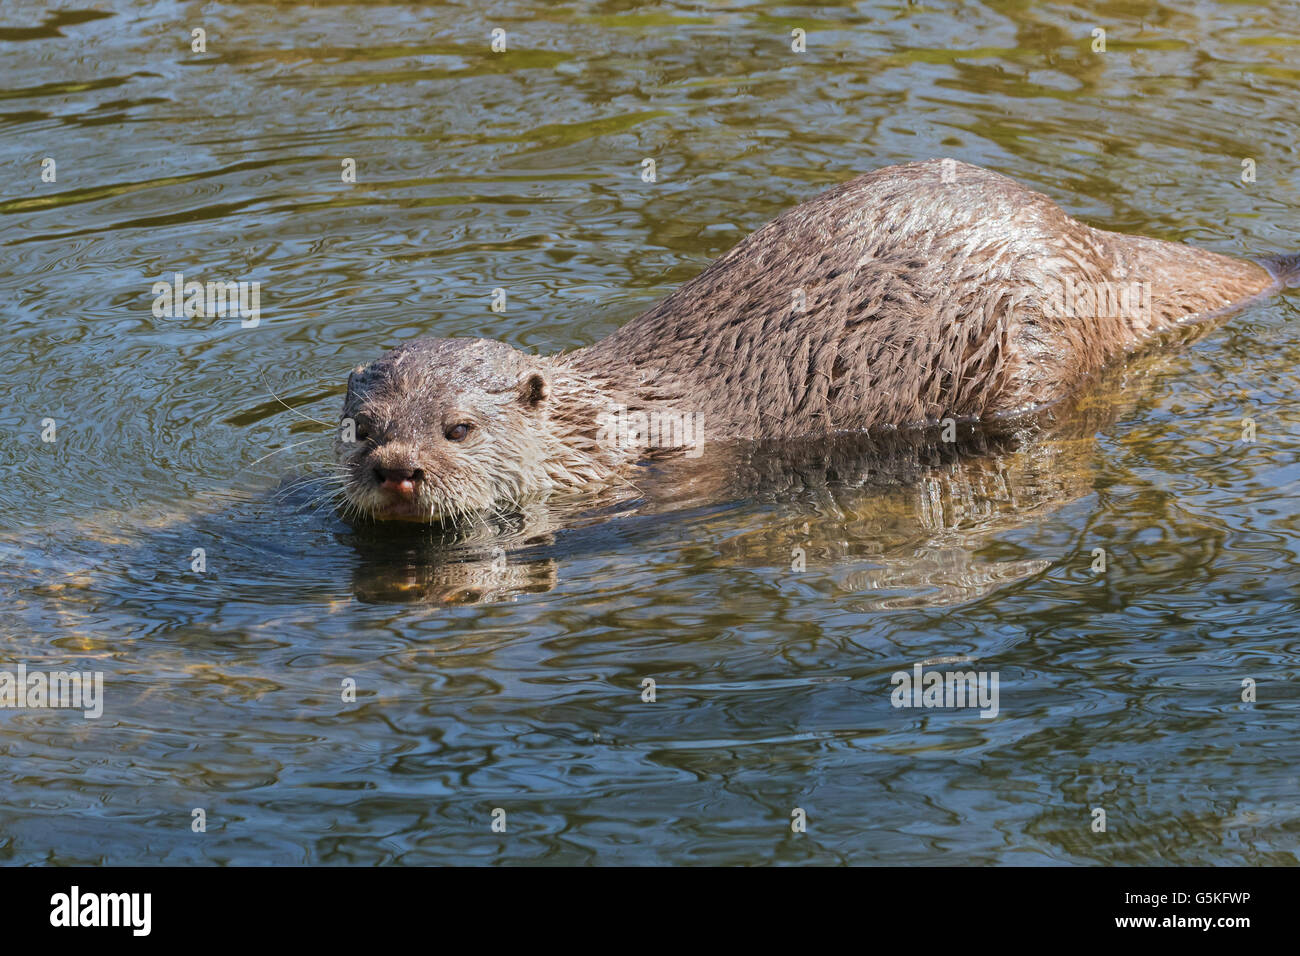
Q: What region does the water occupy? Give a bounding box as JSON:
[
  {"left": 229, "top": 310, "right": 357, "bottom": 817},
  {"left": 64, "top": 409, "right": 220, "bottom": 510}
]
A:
[{"left": 1, "top": 0, "right": 1298, "bottom": 865}]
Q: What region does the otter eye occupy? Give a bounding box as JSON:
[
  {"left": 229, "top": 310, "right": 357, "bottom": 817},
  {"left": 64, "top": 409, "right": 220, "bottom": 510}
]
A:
[{"left": 445, "top": 423, "right": 471, "bottom": 442}]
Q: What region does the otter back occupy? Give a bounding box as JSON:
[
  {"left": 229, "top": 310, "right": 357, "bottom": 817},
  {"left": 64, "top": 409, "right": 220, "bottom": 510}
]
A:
[{"left": 573, "top": 159, "right": 1272, "bottom": 439}]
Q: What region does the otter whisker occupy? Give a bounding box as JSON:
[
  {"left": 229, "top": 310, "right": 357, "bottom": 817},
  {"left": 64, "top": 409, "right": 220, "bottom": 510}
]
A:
[
  {"left": 285, "top": 479, "right": 350, "bottom": 505},
  {"left": 275, "top": 479, "right": 349, "bottom": 503},
  {"left": 259, "top": 367, "right": 337, "bottom": 428},
  {"left": 304, "top": 493, "right": 350, "bottom": 518},
  {"left": 245, "top": 435, "right": 331, "bottom": 470},
  {"left": 274, "top": 469, "right": 348, "bottom": 489}
]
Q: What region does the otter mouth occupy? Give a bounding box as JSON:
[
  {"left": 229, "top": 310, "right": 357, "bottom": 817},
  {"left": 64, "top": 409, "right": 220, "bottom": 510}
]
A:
[
  {"left": 344, "top": 463, "right": 444, "bottom": 522},
  {"left": 335, "top": 478, "right": 441, "bottom": 523},
  {"left": 365, "top": 484, "right": 441, "bottom": 522},
  {"left": 370, "top": 501, "right": 438, "bottom": 522}
]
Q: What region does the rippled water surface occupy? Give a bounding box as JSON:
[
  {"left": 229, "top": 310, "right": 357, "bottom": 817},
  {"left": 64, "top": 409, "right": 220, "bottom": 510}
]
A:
[{"left": 2, "top": 0, "right": 1299, "bottom": 864}]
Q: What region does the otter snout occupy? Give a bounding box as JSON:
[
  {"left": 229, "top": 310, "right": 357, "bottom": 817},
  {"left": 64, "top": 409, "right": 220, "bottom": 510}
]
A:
[
  {"left": 370, "top": 444, "right": 425, "bottom": 499},
  {"left": 352, "top": 443, "right": 434, "bottom": 520},
  {"left": 374, "top": 463, "right": 423, "bottom": 494}
]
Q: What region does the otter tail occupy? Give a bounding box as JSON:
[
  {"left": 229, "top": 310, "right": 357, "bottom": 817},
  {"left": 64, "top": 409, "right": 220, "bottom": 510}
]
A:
[{"left": 1261, "top": 253, "right": 1300, "bottom": 289}]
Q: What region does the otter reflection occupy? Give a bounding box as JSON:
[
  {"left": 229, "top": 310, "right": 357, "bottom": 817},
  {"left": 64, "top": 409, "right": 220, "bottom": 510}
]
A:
[
  {"left": 338, "top": 505, "right": 564, "bottom": 605},
  {"left": 329, "top": 365, "right": 1132, "bottom": 608}
]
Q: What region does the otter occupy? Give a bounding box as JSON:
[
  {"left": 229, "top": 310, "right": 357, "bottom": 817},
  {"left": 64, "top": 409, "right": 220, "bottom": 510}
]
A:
[{"left": 335, "top": 159, "right": 1285, "bottom": 523}]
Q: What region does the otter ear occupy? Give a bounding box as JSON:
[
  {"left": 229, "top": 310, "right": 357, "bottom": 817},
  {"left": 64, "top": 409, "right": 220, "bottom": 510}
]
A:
[{"left": 516, "top": 371, "right": 550, "bottom": 409}]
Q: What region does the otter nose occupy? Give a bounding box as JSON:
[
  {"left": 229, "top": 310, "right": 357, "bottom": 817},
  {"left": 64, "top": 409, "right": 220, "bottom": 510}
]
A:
[{"left": 374, "top": 465, "right": 424, "bottom": 494}]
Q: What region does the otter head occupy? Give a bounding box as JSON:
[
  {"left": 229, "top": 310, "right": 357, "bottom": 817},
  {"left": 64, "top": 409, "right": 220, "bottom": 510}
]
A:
[{"left": 335, "top": 337, "right": 555, "bottom": 523}]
